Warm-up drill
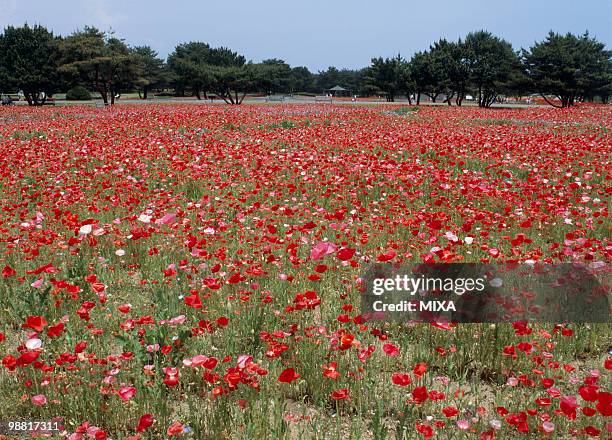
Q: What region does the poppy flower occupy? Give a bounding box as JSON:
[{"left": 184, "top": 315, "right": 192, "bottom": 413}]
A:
[
  {"left": 118, "top": 386, "right": 137, "bottom": 402},
  {"left": 382, "top": 343, "right": 400, "bottom": 357},
  {"left": 336, "top": 248, "right": 356, "bottom": 261},
  {"left": 2, "top": 265, "right": 16, "bottom": 278},
  {"left": 442, "top": 406, "right": 459, "bottom": 417},
  {"left": 322, "top": 362, "right": 340, "bottom": 380},
  {"left": 31, "top": 394, "right": 47, "bottom": 406},
  {"left": 47, "top": 322, "right": 65, "bottom": 338},
  {"left": 559, "top": 396, "right": 578, "bottom": 419},
  {"left": 330, "top": 388, "right": 349, "bottom": 400},
  {"left": 136, "top": 414, "right": 154, "bottom": 432},
  {"left": 391, "top": 373, "right": 411, "bottom": 387},
  {"left": 310, "top": 241, "right": 337, "bottom": 260},
  {"left": 412, "top": 386, "right": 428, "bottom": 404},
  {"left": 413, "top": 363, "right": 427, "bottom": 378},
  {"left": 23, "top": 316, "right": 47, "bottom": 332},
  {"left": 278, "top": 368, "right": 300, "bottom": 383},
  {"left": 167, "top": 421, "right": 184, "bottom": 436},
  {"left": 578, "top": 385, "right": 599, "bottom": 402},
  {"left": 416, "top": 423, "right": 433, "bottom": 438}
]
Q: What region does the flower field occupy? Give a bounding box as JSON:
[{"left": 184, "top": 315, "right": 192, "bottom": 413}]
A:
[{"left": 0, "top": 103, "right": 610, "bottom": 439}]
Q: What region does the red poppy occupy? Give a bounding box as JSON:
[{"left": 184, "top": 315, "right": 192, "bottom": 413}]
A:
[
  {"left": 413, "top": 362, "right": 427, "bottom": 378},
  {"left": 2, "top": 265, "right": 16, "bottom": 278},
  {"left": 278, "top": 368, "right": 300, "bottom": 383},
  {"left": 336, "top": 248, "right": 356, "bottom": 261},
  {"left": 330, "top": 388, "right": 349, "bottom": 400},
  {"left": 559, "top": 396, "right": 578, "bottom": 419},
  {"left": 391, "top": 373, "right": 411, "bottom": 387},
  {"left": 322, "top": 362, "right": 340, "bottom": 380},
  {"left": 23, "top": 316, "right": 48, "bottom": 332},
  {"left": 46, "top": 322, "right": 65, "bottom": 338},
  {"left": 412, "top": 386, "right": 428, "bottom": 404},
  {"left": 382, "top": 343, "right": 400, "bottom": 357},
  {"left": 136, "top": 414, "right": 154, "bottom": 432},
  {"left": 442, "top": 406, "right": 459, "bottom": 417}
]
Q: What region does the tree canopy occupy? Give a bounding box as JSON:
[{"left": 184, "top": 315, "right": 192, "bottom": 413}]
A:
[
  {"left": 58, "top": 27, "right": 140, "bottom": 105},
  {"left": 463, "top": 31, "right": 521, "bottom": 107},
  {"left": 0, "top": 24, "right": 61, "bottom": 105},
  {"left": 0, "top": 24, "right": 609, "bottom": 107},
  {"left": 523, "top": 32, "right": 612, "bottom": 107},
  {"left": 132, "top": 46, "right": 167, "bottom": 99},
  {"left": 366, "top": 56, "right": 408, "bottom": 102},
  {"left": 167, "top": 42, "right": 249, "bottom": 102}
]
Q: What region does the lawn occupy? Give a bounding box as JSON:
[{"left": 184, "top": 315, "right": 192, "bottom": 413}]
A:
[{"left": 0, "top": 104, "right": 610, "bottom": 439}]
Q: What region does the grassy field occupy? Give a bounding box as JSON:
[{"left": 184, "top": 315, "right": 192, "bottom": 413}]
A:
[{"left": 0, "top": 103, "right": 610, "bottom": 439}]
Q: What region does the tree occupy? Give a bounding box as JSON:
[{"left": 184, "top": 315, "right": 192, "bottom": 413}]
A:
[
  {"left": 207, "top": 47, "right": 250, "bottom": 104},
  {"left": 58, "top": 27, "right": 139, "bottom": 105},
  {"left": 397, "top": 62, "right": 415, "bottom": 104},
  {"left": 315, "top": 66, "right": 341, "bottom": 91},
  {"left": 132, "top": 46, "right": 166, "bottom": 99},
  {"left": 0, "top": 24, "right": 61, "bottom": 105},
  {"left": 167, "top": 42, "right": 215, "bottom": 99},
  {"left": 252, "top": 59, "right": 292, "bottom": 94},
  {"left": 168, "top": 43, "right": 247, "bottom": 101},
  {"left": 415, "top": 47, "right": 447, "bottom": 103},
  {"left": 429, "top": 39, "right": 470, "bottom": 106},
  {"left": 212, "top": 64, "right": 253, "bottom": 105},
  {"left": 501, "top": 67, "right": 533, "bottom": 101},
  {"left": 464, "top": 31, "right": 519, "bottom": 107},
  {"left": 315, "top": 67, "right": 364, "bottom": 95},
  {"left": 409, "top": 51, "right": 429, "bottom": 104},
  {"left": 367, "top": 55, "right": 407, "bottom": 102},
  {"left": 289, "top": 66, "right": 315, "bottom": 93},
  {"left": 523, "top": 31, "right": 612, "bottom": 107}
]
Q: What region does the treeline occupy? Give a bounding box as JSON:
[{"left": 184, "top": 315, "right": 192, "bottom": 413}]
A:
[
  {"left": 368, "top": 31, "right": 611, "bottom": 107},
  {"left": 0, "top": 25, "right": 610, "bottom": 107}
]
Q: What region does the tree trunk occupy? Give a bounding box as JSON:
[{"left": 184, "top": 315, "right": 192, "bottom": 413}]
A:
[
  {"left": 541, "top": 94, "right": 563, "bottom": 108},
  {"left": 444, "top": 92, "right": 455, "bottom": 106},
  {"left": 560, "top": 95, "right": 570, "bottom": 108},
  {"left": 217, "top": 90, "right": 231, "bottom": 105},
  {"left": 195, "top": 89, "right": 201, "bottom": 100},
  {"left": 99, "top": 86, "right": 108, "bottom": 105},
  {"left": 406, "top": 94, "right": 412, "bottom": 105},
  {"left": 24, "top": 91, "right": 45, "bottom": 106},
  {"left": 416, "top": 92, "right": 421, "bottom": 105},
  {"left": 482, "top": 92, "right": 496, "bottom": 108}
]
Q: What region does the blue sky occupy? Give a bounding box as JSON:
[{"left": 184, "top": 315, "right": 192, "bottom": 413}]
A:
[{"left": 1, "top": 0, "right": 610, "bottom": 71}]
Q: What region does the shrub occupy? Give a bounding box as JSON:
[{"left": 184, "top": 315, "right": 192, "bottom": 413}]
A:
[{"left": 65, "top": 86, "right": 92, "bottom": 101}]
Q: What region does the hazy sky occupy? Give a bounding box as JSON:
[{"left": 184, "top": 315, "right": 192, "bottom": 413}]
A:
[{"left": 1, "top": 0, "right": 610, "bottom": 71}]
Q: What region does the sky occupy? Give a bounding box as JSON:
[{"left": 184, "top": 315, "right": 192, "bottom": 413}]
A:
[{"left": 1, "top": 0, "right": 611, "bottom": 71}]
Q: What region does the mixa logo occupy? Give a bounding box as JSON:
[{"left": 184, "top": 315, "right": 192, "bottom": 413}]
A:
[{"left": 372, "top": 300, "right": 456, "bottom": 312}]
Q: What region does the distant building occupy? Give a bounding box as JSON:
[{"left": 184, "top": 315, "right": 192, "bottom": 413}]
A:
[{"left": 326, "top": 85, "right": 350, "bottom": 97}]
